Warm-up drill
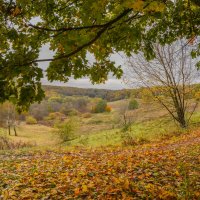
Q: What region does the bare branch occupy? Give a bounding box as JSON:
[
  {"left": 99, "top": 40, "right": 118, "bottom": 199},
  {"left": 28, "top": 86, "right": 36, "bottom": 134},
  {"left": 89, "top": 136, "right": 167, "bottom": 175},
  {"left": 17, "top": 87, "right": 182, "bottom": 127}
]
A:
[{"left": 125, "top": 39, "right": 198, "bottom": 128}]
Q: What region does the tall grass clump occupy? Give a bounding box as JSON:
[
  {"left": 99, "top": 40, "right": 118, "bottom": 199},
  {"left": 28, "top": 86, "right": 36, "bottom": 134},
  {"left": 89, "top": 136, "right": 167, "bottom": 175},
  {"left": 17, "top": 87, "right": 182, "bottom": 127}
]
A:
[{"left": 0, "top": 135, "right": 36, "bottom": 150}]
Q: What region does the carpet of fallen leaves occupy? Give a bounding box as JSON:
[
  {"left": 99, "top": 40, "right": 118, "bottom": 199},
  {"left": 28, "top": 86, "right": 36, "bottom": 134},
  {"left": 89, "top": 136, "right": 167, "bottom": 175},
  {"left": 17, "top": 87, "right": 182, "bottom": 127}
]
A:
[{"left": 0, "top": 131, "right": 200, "bottom": 200}]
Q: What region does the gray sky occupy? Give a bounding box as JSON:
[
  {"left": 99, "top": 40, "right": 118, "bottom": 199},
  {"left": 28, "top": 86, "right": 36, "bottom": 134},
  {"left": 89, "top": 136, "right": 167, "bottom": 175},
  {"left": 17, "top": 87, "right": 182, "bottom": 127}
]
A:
[{"left": 39, "top": 45, "right": 128, "bottom": 90}]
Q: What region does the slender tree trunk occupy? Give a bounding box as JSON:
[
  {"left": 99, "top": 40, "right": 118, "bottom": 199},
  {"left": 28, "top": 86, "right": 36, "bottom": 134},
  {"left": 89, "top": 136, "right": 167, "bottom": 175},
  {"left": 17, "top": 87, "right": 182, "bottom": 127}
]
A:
[
  {"left": 123, "top": 114, "right": 127, "bottom": 125},
  {"left": 8, "top": 125, "right": 11, "bottom": 136},
  {"left": 176, "top": 107, "right": 187, "bottom": 128},
  {"left": 14, "top": 125, "right": 17, "bottom": 136},
  {"left": 178, "top": 114, "right": 187, "bottom": 128}
]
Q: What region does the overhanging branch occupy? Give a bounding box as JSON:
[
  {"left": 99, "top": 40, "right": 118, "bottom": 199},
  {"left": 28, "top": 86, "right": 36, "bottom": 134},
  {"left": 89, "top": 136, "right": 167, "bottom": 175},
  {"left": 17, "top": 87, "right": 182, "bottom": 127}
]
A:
[{"left": 26, "top": 8, "right": 133, "bottom": 65}]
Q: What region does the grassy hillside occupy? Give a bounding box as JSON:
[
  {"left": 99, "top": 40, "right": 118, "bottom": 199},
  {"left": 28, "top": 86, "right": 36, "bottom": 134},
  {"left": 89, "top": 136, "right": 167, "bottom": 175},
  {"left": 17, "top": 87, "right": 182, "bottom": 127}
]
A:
[
  {"left": 1, "top": 97, "right": 200, "bottom": 148},
  {"left": 1, "top": 111, "right": 200, "bottom": 149},
  {"left": 0, "top": 124, "right": 59, "bottom": 150}
]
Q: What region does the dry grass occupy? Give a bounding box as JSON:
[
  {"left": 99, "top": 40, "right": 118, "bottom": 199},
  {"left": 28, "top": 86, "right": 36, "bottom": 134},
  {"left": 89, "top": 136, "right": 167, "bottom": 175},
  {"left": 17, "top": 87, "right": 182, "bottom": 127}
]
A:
[
  {"left": 0, "top": 135, "right": 35, "bottom": 150},
  {"left": 0, "top": 123, "right": 59, "bottom": 147}
]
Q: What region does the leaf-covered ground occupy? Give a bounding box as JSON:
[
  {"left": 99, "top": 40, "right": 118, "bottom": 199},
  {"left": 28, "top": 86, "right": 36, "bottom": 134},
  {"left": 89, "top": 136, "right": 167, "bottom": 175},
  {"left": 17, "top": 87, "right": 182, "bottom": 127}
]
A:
[{"left": 0, "top": 131, "right": 199, "bottom": 199}]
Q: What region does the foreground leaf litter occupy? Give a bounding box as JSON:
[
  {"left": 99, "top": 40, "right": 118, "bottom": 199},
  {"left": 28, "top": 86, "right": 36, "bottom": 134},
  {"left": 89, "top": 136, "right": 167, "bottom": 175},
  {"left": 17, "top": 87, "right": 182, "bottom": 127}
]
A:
[{"left": 0, "top": 132, "right": 199, "bottom": 199}]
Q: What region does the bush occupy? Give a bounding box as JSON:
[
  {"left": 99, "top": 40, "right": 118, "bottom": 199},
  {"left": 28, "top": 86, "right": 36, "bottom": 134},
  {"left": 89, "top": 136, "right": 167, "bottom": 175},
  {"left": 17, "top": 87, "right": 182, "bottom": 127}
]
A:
[
  {"left": 46, "top": 112, "right": 66, "bottom": 120},
  {"left": 82, "top": 113, "right": 92, "bottom": 118},
  {"left": 121, "top": 134, "right": 137, "bottom": 146},
  {"left": 29, "top": 101, "right": 49, "bottom": 120},
  {"left": 121, "top": 133, "right": 148, "bottom": 146},
  {"left": 68, "top": 109, "right": 79, "bottom": 116},
  {"left": 92, "top": 99, "right": 107, "bottom": 113},
  {"left": 26, "top": 116, "right": 37, "bottom": 124},
  {"left": 73, "top": 97, "right": 89, "bottom": 112},
  {"left": 141, "top": 89, "right": 154, "bottom": 103},
  {"left": 128, "top": 99, "right": 139, "bottom": 110},
  {"left": 121, "top": 123, "right": 132, "bottom": 133},
  {"left": 105, "top": 105, "right": 112, "bottom": 112},
  {"left": 55, "top": 118, "right": 78, "bottom": 142},
  {"left": 0, "top": 135, "right": 36, "bottom": 150}
]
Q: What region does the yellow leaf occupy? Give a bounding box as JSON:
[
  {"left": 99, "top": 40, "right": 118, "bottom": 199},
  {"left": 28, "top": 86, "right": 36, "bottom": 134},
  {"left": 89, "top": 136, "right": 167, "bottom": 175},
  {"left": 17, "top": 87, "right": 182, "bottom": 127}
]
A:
[
  {"left": 88, "top": 182, "right": 95, "bottom": 188},
  {"left": 113, "top": 177, "right": 120, "bottom": 184},
  {"left": 58, "top": 43, "right": 64, "bottom": 53},
  {"left": 82, "top": 184, "right": 88, "bottom": 193},
  {"left": 147, "top": 2, "right": 165, "bottom": 12},
  {"left": 123, "top": 179, "right": 130, "bottom": 190},
  {"left": 175, "top": 170, "right": 180, "bottom": 176},
  {"left": 131, "top": 0, "right": 144, "bottom": 11},
  {"left": 74, "top": 188, "right": 80, "bottom": 196},
  {"left": 3, "top": 190, "right": 9, "bottom": 200}
]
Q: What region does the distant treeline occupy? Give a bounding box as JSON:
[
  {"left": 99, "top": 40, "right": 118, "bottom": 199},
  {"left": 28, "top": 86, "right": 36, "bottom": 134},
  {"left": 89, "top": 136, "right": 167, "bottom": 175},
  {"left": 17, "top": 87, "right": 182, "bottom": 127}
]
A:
[
  {"left": 42, "top": 84, "right": 200, "bottom": 101},
  {"left": 42, "top": 85, "right": 131, "bottom": 101}
]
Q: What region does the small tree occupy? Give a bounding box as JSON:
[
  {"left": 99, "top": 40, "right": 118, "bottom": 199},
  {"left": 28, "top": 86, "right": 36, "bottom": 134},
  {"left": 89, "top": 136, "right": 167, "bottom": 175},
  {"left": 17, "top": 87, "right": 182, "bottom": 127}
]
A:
[
  {"left": 118, "top": 101, "right": 134, "bottom": 129},
  {"left": 92, "top": 99, "right": 107, "bottom": 113},
  {"left": 126, "top": 40, "right": 198, "bottom": 128},
  {"left": 0, "top": 102, "right": 18, "bottom": 136},
  {"left": 128, "top": 99, "right": 139, "bottom": 110},
  {"left": 55, "top": 118, "right": 79, "bottom": 142}
]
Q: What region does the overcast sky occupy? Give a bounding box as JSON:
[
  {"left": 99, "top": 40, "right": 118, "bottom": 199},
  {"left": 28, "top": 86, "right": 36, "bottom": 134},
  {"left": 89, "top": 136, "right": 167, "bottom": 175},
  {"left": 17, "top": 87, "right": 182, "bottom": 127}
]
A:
[{"left": 39, "top": 45, "right": 128, "bottom": 90}]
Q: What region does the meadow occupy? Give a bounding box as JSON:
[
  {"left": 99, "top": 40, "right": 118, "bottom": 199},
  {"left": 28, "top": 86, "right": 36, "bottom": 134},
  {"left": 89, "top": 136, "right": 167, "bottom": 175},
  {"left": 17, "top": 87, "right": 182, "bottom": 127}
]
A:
[{"left": 1, "top": 99, "right": 200, "bottom": 148}]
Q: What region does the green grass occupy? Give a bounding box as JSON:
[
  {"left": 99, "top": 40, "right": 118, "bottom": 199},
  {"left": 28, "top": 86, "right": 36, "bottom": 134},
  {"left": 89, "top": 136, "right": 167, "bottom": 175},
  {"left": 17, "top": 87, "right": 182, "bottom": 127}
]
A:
[
  {"left": 188, "top": 111, "right": 200, "bottom": 126},
  {"left": 64, "top": 117, "right": 185, "bottom": 147},
  {"left": 65, "top": 111, "right": 200, "bottom": 147},
  {"left": 1, "top": 108, "right": 200, "bottom": 149}
]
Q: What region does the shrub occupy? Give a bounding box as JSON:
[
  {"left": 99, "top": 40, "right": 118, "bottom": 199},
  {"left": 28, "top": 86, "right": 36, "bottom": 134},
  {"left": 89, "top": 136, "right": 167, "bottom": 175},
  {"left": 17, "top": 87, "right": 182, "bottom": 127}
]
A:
[
  {"left": 73, "top": 97, "right": 89, "bottom": 112},
  {"left": 82, "top": 113, "right": 92, "bottom": 118},
  {"left": 88, "top": 119, "right": 103, "bottom": 124},
  {"left": 92, "top": 99, "right": 107, "bottom": 113},
  {"left": 105, "top": 105, "right": 112, "bottom": 112},
  {"left": 121, "top": 132, "right": 149, "bottom": 146},
  {"left": 68, "top": 109, "right": 79, "bottom": 116},
  {"left": 121, "top": 123, "right": 132, "bottom": 133},
  {"left": 141, "top": 89, "right": 154, "bottom": 103},
  {"left": 128, "top": 99, "right": 139, "bottom": 110},
  {"left": 0, "top": 135, "right": 36, "bottom": 150},
  {"left": 26, "top": 116, "right": 37, "bottom": 124},
  {"left": 55, "top": 118, "right": 79, "bottom": 142},
  {"left": 46, "top": 112, "right": 66, "bottom": 120},
  {"left": 60, "top": 107, "right": 79, "bottom": 116},
  {"left": 29, "top": 101, "right": 49, "bottom": 120},
  {"left": 194, "top": 91, "right": 200, "bottom": 101},
  {"left": 121, "top": 133, "right": 137, "bottom": 146}
]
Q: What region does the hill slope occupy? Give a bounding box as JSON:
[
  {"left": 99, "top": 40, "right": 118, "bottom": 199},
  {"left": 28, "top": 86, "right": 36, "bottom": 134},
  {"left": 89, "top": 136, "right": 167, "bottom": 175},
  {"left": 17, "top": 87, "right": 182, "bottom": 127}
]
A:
[{"left": 0, "top": 131, "right": 199, "bottom": 199}]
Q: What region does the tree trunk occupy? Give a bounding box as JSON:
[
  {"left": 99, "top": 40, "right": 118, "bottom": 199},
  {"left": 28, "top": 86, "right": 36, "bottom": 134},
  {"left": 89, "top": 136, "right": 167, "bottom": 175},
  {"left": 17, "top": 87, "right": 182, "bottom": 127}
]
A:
[
  {"left": 14, "top": 126, "right": 17, "bottom": 136},
  {"left": 177, "top": 109, "right": 187, "bottom": 128},
  {"left": 8, "top": 125, "right": 11, "bottom": 135}
]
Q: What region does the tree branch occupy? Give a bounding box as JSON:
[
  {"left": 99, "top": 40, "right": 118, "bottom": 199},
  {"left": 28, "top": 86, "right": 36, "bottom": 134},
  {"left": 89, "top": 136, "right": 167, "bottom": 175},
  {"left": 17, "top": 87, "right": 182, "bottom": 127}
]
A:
[
  {"left": 26, "top": 8, "right": 132, "bottom": 65},
  {"left": 28, "top": 23, "right": 106, "bottom": 32}
]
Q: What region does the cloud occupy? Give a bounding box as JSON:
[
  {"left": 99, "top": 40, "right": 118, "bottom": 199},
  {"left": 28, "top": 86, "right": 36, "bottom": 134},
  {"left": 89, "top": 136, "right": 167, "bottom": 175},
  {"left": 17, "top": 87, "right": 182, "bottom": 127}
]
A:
[
  {"left": 39, "top": 45, "right": 128, "bottom": 90},
  {"left": 42, "top": 77, "right": 128, "bottom": 90}
]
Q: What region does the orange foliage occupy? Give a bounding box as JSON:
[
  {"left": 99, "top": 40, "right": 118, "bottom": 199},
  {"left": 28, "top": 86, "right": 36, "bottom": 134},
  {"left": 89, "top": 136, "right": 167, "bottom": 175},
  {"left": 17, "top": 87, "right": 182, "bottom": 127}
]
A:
[
  {"left": 0, "top": 132, "right": 199, "bottom": 199},
  {"left": 105, "top": 105, "right": 112, "bottom": 112}
]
